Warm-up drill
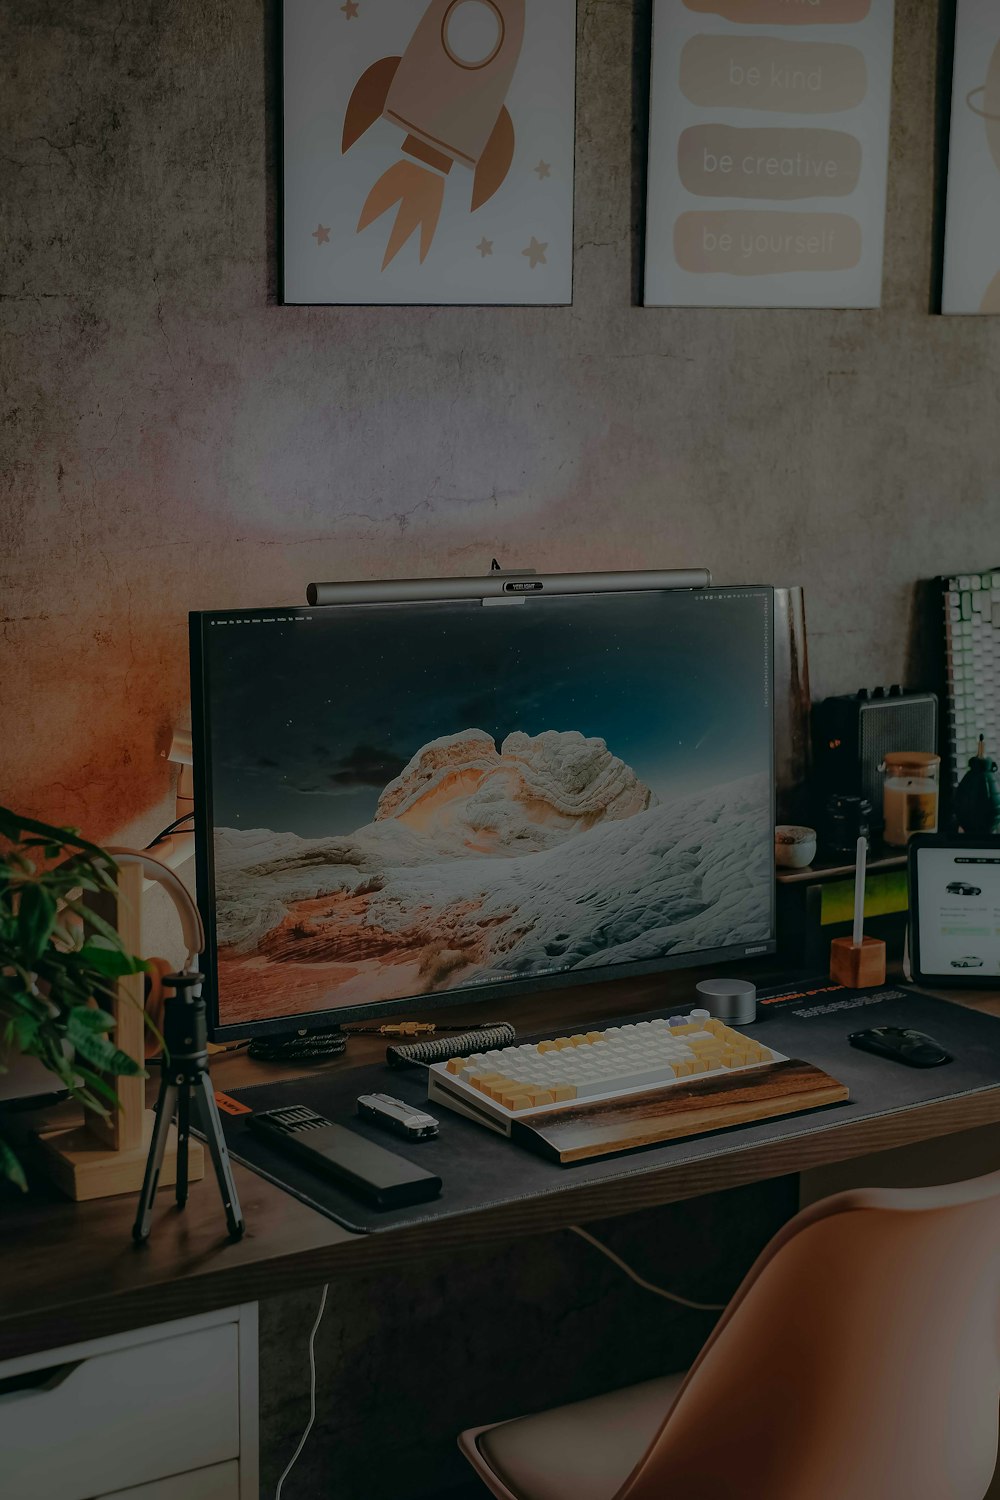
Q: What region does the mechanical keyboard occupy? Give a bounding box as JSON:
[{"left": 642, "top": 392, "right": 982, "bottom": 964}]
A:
[{"left": 427, "top": 1008, "right": 787, "bottom": 1137}]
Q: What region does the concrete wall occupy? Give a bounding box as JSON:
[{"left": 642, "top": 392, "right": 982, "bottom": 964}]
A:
[{"left": 3, "top": 0, "right": 998, "bottom": 848}]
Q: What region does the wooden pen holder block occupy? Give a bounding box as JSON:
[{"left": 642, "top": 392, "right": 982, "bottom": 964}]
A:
[{"left": 830, "top": 936, "right": 887, "bottom": 989}]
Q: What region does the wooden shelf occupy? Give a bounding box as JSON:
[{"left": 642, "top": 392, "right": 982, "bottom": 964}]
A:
[{"left": 776, "top": 847, "right": 907, "bottom": 885}]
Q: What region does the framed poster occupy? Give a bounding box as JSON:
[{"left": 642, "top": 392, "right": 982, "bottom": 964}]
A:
[
  {"left": 282, "top": 0, "right": 576, "bottom": 305},
  {"left": 644, "top": 0, "right": 896, "bottom": 309},
  {"left": 942, "top": 0, "right": 1000, "bottom": 314}
]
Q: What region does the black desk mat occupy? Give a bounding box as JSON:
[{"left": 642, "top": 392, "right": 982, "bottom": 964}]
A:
[{"left": 212, "top": 985, "right": 1000, "bottom": 1234}]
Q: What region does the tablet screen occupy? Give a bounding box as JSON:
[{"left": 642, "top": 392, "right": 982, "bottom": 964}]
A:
[{"left": 914, "top": 846, "right": 1000, "bottom": 980}]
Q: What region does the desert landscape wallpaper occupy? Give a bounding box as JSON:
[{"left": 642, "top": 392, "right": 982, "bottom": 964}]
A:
[{"left": 202, "top": 591, "right": 773, "bottom": 1022}]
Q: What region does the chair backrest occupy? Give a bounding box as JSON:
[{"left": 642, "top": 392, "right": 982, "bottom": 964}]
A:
[{"left": 617, "top": 1170, "right": 1000, "bottom": 1500}]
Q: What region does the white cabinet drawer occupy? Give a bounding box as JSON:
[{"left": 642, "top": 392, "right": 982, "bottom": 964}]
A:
[
  {"left": 97, "top": 1459, "right": 241, "bottom": 1500},
  {"left": 2, "top": 1322, "right": 240, "bottom": 1500}
]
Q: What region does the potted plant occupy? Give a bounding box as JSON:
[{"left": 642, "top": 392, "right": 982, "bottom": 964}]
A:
[{"left": 0, "top": 805, "right": 150, "bottom": 1190}]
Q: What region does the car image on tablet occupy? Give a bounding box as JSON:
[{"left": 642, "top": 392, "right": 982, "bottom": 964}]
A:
[
  {"left": 946, "top": 881, "right": 982, "bottom": 896},
  {"left": 951, "top": 956, "right": 984, "bottom": 968}
]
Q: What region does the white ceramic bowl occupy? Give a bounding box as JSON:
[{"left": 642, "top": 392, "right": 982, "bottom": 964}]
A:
[{"left": 775, "top": 825, "right": 817, "bottom": 869}]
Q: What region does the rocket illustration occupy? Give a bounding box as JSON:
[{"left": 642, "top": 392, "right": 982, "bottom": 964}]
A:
[{"left": 343, "top": 0, "right": 526, "bottom": 270}]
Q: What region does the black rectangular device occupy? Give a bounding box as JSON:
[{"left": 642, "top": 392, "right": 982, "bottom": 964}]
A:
[
  {"left": 813, "top": 688, "right": 938, "bottom": 828},
  {"left": 190, "top": 580, "right": 776, "bottom": 1042},
  {"left": 247, "top": 1105, "right": 441, "bottom": 1209}
]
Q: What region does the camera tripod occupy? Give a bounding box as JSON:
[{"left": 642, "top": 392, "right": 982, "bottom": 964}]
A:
[{"left": 133, "top": 971, "right": 245, "bottom": 1242}]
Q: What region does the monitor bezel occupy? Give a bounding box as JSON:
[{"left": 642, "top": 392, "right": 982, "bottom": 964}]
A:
[{"left": 190, "top": 583, "right": 776, "bottom": 1041}]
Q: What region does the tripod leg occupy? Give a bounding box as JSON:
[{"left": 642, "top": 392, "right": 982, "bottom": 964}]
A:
[
  {"left": 176, "top": 1082, "right": 191, "bottom": 1210},
  {"left": 193, "top": 1073, "right": 245, "bottom": 1239},
  {"left": 133, "top": 1080, "right": 179, "bottom": 1243}
]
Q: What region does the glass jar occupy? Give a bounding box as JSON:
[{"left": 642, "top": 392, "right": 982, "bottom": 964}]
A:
[{"left": 881, "top": 752, "right": 941, "bottom": 846}]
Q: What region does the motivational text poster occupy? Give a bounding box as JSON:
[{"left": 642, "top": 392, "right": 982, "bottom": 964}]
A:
[
  {"left": 942, "top": 0, "right": 1000, "bottom": 315},
  {"left": 644, "top": 0, "right": 896, "bottom": 308},
  {"left": 283, "top": 0, "right": 576, "bottom": 306}
]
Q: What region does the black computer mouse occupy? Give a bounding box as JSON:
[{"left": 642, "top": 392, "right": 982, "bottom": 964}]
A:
[{"left": 848, "top": 1026, "right": 953, "bottom": 1068}]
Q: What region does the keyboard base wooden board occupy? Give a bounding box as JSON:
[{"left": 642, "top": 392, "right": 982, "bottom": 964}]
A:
[{"left": 511, "top": 1058, "right": 850, "bottom": 1165}]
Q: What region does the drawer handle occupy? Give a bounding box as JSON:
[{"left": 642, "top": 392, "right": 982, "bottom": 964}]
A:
[{"left": 0, "top": 1360, "right": 82, "bottom": 1403}]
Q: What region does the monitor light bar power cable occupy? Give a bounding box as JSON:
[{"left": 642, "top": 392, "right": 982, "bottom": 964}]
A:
[
  {"left": 274, "top": 1282, "right": 330, "bottom": 1500},
  {"left": 569, "top": 1227, "right": 726, "bottom": 1312}
]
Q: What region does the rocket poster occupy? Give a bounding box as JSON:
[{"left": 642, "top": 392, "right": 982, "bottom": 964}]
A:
[
  {"left": 282, "top": 0, "right": 576, "bottom": 305},
  {"left": 644, "top": 0, "right": 895, "bottom": 309},
  {"left": 942, "top": 0, "right": 1000, "bottom": 315}
]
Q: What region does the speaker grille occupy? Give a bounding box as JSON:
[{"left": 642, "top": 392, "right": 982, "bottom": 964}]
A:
[{"left": 858, "top": 697, "right": 938, "bottom": 815}]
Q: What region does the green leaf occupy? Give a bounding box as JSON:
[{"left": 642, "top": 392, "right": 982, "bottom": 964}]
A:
[
  {"left": 73, "top": 1063, "right": 126, "bottom": 1109},
  {"left": 15, "top": 883, "right": 57, "bottom": 961},
  {"left": 35, "top": 1038, "right": 78, "bottom": 1088},
  {"left": 66, "top": 1004, "right": 116, "bottom": 1034},
  {"left": 0, "top": 805, "right": 107, "bottom": 859},
  {"left": 0, "top": 1136, "right": 27, "bottom": 1193},
  {"left": 7, "top": 1013, "right": 43, "bottom": 1050},
  {"left": 78, "top": 942, "right": 149, "bottom": 978},
  {"left": 0, "top": 983, "right": 49, "bottom": 1018},
  {"left": 62, "top": 899, "right": 127, "bottom": 948},
  {"left": 68, "top": 1027, "right": 145, "bottom": 1077},
  {"left": 67, "top": 1085, "right": 111, "bottom": 1117}
]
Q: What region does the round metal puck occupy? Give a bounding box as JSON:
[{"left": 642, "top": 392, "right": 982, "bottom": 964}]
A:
[{"left": 695, "top": 978, "right": 757, "bottom": 1025}]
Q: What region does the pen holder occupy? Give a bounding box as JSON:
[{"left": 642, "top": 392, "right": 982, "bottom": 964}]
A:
[{"left": 830, "top": 936, "right": 886, "bottom": 989}]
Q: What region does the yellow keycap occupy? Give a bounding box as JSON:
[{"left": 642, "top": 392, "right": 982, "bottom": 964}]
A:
[
  {"left": 532, "top": 1091, "right": 555, "bottom": 1107},
  {"left": 537, "top": 1040, "right": 557, "bottom": 1053},
  {"left": 570, "top": 1035, "right": 588, "bottom": 1046},
  {"left": 552, "top": 1085, "right": 577, "bottom": 1102},
  {"left": 446, "top": 1057, "right": 466, "bottom": 1074},
  {"left": 554, "top": 1037, "right": 575, "bottom": 1050},
  {"left": 585, "top": 1031, "right": 605, "bottom": 1043}
]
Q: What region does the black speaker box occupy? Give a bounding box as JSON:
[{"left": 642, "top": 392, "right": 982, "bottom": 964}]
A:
[{"left": 813, "top": 689, "right": 938, "bottom": 829}]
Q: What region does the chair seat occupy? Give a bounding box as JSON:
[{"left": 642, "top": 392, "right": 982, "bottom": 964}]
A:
[{"left": 463, "top": 1372, "right": 687, "bottom": 1500}]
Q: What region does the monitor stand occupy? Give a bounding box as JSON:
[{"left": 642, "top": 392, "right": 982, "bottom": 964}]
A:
[{"left": 247, "top": 1027, "right": 347, "bottom": 1064}]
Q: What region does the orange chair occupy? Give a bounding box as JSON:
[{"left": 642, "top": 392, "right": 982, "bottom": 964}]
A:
[{"left": 460, "top": 1172, "right": 1000, "bottom": 1500}]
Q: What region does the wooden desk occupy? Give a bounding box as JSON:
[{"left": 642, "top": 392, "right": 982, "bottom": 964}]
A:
[{"left": 3, "top": 969, "right": 1000, "bottom": 1365}]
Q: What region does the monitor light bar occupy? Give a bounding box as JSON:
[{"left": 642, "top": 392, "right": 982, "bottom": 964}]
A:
[{"left": 306, "top": 569, "right": 713, "bottom": 607}]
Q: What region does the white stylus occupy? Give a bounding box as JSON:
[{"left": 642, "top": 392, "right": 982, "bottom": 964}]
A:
[{"left": 852, "top": 835, "right": 868, "bottom": 948}]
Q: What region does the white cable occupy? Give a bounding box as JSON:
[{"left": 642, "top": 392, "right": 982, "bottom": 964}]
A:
[
  {"left": 569, "top": 1226, "right": 726, "bottom": 1312},
  {"left": 275, "top": 1282, "right": 330, "bottom": 1500}
]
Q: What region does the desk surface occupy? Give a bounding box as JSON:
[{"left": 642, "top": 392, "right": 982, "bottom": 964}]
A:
[{"left": 3, "top": 968, "right": 1000, "bottom": 1363}]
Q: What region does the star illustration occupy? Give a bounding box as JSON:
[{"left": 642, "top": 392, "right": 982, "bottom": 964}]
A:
[
  {"left": 522, "top": 236, "right": 547, "bottom": 269},
  {"left": 341, "top": 0, "right": 359, "bottom": 17},
  {"left": 534, "top": 160, "right": 552, "bottom": 180},
  {"left": 475, "top": 236, "right": 493, "bottom": 257},
  {"left": 312, "top": 223, "right": 331, "bottom": 245}
]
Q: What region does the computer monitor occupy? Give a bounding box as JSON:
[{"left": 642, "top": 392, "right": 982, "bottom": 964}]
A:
[{"left": 190, "top": 580, "right": 775, "bottom": 1041}]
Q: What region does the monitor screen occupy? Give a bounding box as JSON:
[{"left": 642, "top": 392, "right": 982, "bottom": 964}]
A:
[{"left": 191, "top": 586, "right": 775, "bottom": 1037}]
